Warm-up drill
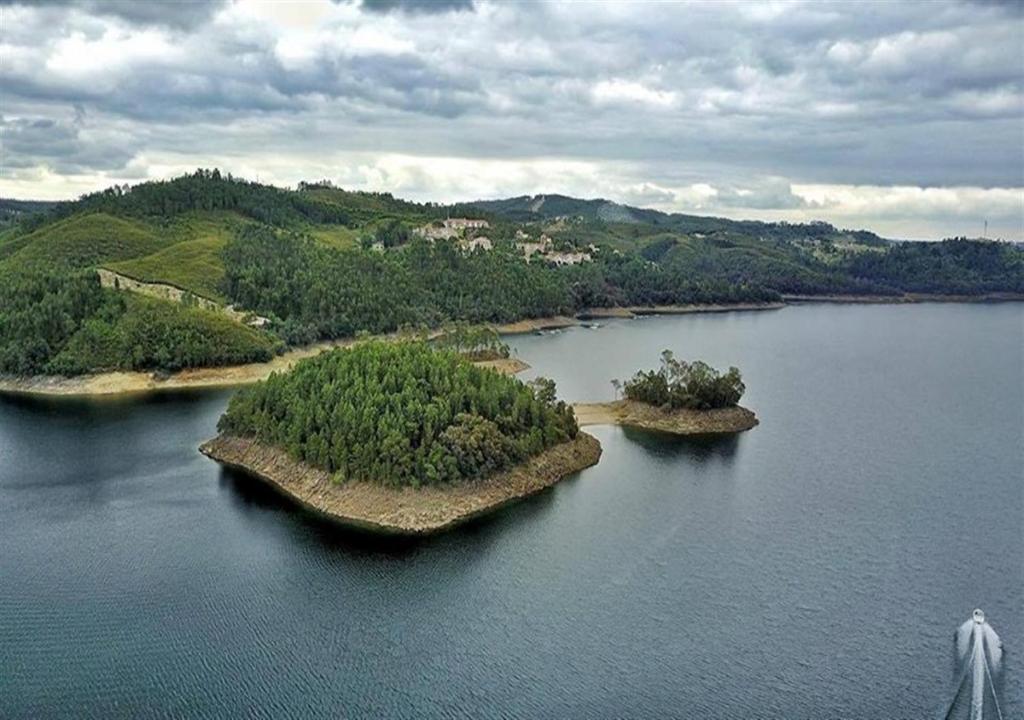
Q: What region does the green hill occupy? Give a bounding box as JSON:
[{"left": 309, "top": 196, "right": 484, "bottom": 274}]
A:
[
  {"left": 1, "top": 213, "right": 171, "bottom": 272},
  {"left": 1, "top": 170, "right": 1020, "bottom": 379},
  {"left": 104, "top": 211, "right": 254, "bottom": 301}
]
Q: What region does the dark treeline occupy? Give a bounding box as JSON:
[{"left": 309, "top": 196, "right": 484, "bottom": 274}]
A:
[
  {"left": 18, "top": 170, "right": 351, "bottom": 232},
  {"left": 565, "top": 252, "right": 783, "bottom": 306},
  {"left": 655, "top": 236, "right": 896, "bottom": 296},
  {"left": 843, "top": 239, "right": 1024, "bottom": 294},
  {"left": 0, "top": 269, "right": 279, "bottom": 375},
  {"left": 223, "top": 227, "right": 574, "bottom": 343},
  {"left": 621, "top": 350, "right": 745, "bottom": 410},
  {"left": 0, "top": 271, "right": 113, "bottom": 375},
  {"left": 222, "top": 227, "right": 777, "bottom": 344},
  {"left": 218, "top": 342, "right": 579, "bottom": 486}
]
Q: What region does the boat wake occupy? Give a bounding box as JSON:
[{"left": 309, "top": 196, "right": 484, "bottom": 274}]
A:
[{"left": 943, "top": 609, "right": 1004, "bottom": 720}]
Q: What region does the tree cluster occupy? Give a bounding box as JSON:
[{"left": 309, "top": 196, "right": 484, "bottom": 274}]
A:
[
  {"left": 0, "top": 269, "right": 278, "bottom": 376},
  {"left": 217, "top": 341, "right": 578, "bottom": 487},
  {"left": 221, "top": 226, "right": 778, "bottom": 346},
  {"left": 843, "top": 238, "right": 1023, "bottom": 294},
  {"left": 32, "top": 170, "right": 351, "bottom": 231},
  {"left": 433, "top": 322, "right": 510, "bottom": 361},
  {"left": 222, "top": 227, "right": 573, "bottom": 343},
  {"left": 621, "top": 350, "right": 745, "bottom": 410}
]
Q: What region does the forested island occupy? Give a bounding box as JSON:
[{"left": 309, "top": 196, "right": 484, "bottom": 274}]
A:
[
  {"left": 574, "top": 352, "right": 758, "bottom": 434},
  {"left": 200, "top": 342, "right": 601, "bottom": 534},
  {"left": 1, "top": 170, "right": 1021, "bottom": 390}
]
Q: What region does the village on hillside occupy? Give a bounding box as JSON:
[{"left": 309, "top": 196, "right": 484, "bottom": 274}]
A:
[{"left": 403, "top": 217, "right": 594, "bottom": 265}]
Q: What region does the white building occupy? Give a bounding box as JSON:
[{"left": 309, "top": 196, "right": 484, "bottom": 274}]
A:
[
  {"left": 516, "top": 233, "right": 552, "bottom": 260},
  {"left": 443, "top": 218, "right": 490, "bottom": 230},
  {"left": 546, "top": 251, "right": 591, "bottom": 266},
  {"left": 461, "top": 236, "right": 493, "bottom": 252}
]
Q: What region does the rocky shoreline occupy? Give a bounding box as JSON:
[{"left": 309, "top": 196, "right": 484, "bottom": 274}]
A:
[
  {"left": 572, "top": 399, "right": 759, "bottom": 435},
  {"left": 199, "top": 432, "right": 602, "bottom": 535}
]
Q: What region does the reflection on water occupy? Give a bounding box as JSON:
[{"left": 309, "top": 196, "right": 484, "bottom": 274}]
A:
[
  {"left": 619, "top": 425, "right": 742, "bottom": 462},
  {"left": 217, "top": 461, "right": 572, "bottom": 558}
]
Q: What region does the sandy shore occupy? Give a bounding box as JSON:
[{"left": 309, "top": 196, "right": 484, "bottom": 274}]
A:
[
  {"left": 5, "top": 293, "right": 1014, "bottom": 398},
  {"left": 200, "top": 432, "right": 602, "bottom": 535},
  {"left": 520, "top": 302, "right": 784, "bottom": 326},
  {"left": 472, "top": 357, "right": 531, "bottom": 375},
  {"left": 494, "top": 315, "right": 579, "bottom": 334},
  {"left": 0, "top": 340, "right": 352, "bottom": 397},
  {"left": 572, "top": 400, "right": 758, "bottom": 435},
  {"left": 626, "top": 302, "right": 785, "bottom": 315},
  {"left": 0, "top": 342, "right": 530, "bottom": 398},
  {"left": 782, "top": 292, "right": 1024, "bottom": 304}
]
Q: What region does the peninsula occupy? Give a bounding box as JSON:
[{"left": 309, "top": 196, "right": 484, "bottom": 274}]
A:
[
  {"left": 572, "top": 400, "right": 758, "bottom": 434},
  {"left": 199, "top": 341, "right": 600, "bottom": 535}
]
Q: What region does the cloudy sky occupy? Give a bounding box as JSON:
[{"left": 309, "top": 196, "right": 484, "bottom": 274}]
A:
[{"left": 1, "top": 0, "right": 1022, "bottom": 239}]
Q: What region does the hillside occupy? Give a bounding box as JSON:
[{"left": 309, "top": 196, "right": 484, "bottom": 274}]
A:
[
  {"left": 1, "top": 213, "right": 172, "bottom": 271},
  {"left": 1, "top": 171, "right": 1021, "bottom": 379}
]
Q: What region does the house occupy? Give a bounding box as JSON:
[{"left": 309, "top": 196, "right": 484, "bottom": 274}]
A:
[
  {"left": 442, "top": 218, "right": 490, "bottom": 231},
  {"left": 414, "top": 217, "right": 489, "bottom": 241},
  {"left": 461, "top": 236, "right": 492, "bottom": 252},
  {"left": 546, "top": 251, "right": 591, "bottom": 266},
  {"left": 413, "top": 225, "right": 459, "bottom": 241},
  {"left": 516, "top": 233, "right": 552, "bottom": 260}
]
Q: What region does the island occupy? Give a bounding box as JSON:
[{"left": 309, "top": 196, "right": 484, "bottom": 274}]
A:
[
  {"left": 199, "top": 341, "right": 600, "bottom": 535},
  {"left": 573, "top": 351, "right": 758, "bottom": 435}
]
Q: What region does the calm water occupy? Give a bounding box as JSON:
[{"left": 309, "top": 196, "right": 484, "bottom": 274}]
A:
[{"left": 1, "top": 303, "right": 1021, "bottom": 719}]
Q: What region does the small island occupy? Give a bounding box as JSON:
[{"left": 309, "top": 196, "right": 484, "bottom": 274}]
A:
[
  {"left": 200, "top": 341, "right": 600, "bottom": 534},
  {"left": 574, "top": 351, "right": 758, "bottom": 435}
]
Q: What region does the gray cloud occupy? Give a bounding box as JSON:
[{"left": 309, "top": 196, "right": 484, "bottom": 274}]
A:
[
  {"left": 359, "top": 0, "right": 474, "bottom": 14},
  {"left": 0, "top": 0, "right": 228, "bottom": 29},
  {"left": 714, "top": 180, "right": 810, "bottom": 211},
  {"left": 0, "top": 0, "right": 1020, "bottom": 238}
]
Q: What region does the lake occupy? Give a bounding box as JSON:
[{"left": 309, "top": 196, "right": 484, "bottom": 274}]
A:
[{"left": 1, "top": 302, "right": 1021, "bottom": 718}]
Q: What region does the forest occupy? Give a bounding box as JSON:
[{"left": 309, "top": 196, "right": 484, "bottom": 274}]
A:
[
  {"left": 19, "top": 169, "right": 353, "bottom": 231},
  {"left": 221, "top": 225, "right": 776, "bottom": 345},
  {"left": 217, "top": 342, "right": 579, "bottom": 487},
  {"left": 842, "top": 238, "right": 1024, "bottom": 294},
  {"left": 620, "top": 350, "right": 745, "bottom": 410},
  {"left": 0, "top": 269, "right": 279, "bottom": 375}
]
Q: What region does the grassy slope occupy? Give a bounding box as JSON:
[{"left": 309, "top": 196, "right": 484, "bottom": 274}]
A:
[
  {"left": 107, "top": 236, "right": 231, "bottom": 301},
  {"left": 307, "top": 225, "right": 360, "bottom": 250},
  {"left": 109, "top": 211, "right": 365, "bottom": 297},
  {"left": 302, "top": 187, "right": 430, "bottom": 216},
  {"left": 1, "top": 213, "right": 171, "bottom": 272},
  {"left": 105, "top": 211, "right": 250, "bottom": 301}
]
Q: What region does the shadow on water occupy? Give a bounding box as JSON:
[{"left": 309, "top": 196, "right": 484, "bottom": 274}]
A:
[
  {"left": 0, "top": 386, "right": 232, "bottom": 421},
  {"left": 620, "top": 425, "right": 742, "bottom": 463},
  {"left": 217, "top": 462, "right": 567, "bottom": 557}
]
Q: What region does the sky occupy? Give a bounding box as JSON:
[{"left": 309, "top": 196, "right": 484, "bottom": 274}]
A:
[{"left": 0, "top": 0, "right": 1022, "bottom": 240}]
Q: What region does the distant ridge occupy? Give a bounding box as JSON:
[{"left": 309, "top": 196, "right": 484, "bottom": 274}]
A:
[{"left": 466, "top": 193, "right": 888, "bottom": 244}]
